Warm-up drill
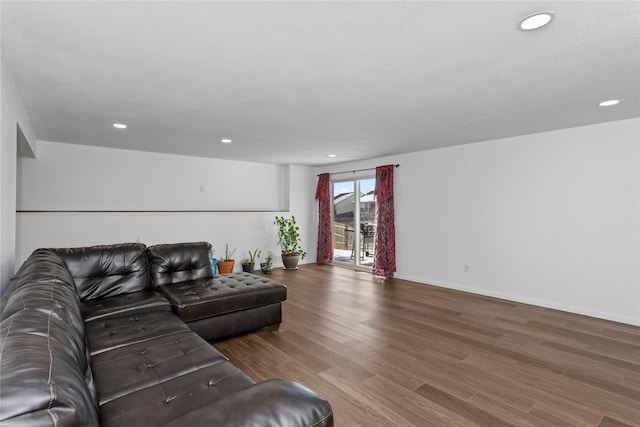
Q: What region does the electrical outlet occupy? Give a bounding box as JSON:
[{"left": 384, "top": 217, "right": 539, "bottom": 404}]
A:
[{"left": 464, "top": 264, "right": 469, "bottom": 273}]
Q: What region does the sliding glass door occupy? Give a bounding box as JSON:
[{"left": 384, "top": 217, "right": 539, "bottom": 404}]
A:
[{"left": 332, "top": 178, "right": 376, "bottom": 268}]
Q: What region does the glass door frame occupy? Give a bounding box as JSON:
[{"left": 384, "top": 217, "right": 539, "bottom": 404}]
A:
[{"left": 331, "top": 176, "right": 374, "bottom": 269}]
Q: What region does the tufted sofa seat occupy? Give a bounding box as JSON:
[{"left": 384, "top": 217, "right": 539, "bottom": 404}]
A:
[
  {"left": 0, "top": 242, "right": 333, "bottom": 426},
  {"left": 158, "top": 273, "right": 287, "bottom": 322},
  {"left": 157, "top": 273, "right": 287, "bottom": 340}
]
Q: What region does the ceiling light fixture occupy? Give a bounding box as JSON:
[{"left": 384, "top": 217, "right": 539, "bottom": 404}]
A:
[
  {"left": 113, "top": 123, "right": 127, "bottom": 129},
  {"left": 599, "top": 99, "right": 620, "bottom": 107},
  {"left": 221, "top": 138, "right": 232, "bottom": 144},
  {"left": 518, "top": 12, "right": 555, "bottom": 31},
  {"left": 328, "top": 154, "right": 336, "bottom": 158}
]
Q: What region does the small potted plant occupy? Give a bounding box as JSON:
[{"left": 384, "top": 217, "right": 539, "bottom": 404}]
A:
[
  {"left": 274, "top": 215, "right": 307, "bottom": 270},
  {"left": 217, "top": 244, "right": 236, "bottom": 274},
  {"left": 259, "top": 251, "right": 274, "bottom": 274},
  {"left": 241, "top": 249, "right": 260, "bottom": 273}
]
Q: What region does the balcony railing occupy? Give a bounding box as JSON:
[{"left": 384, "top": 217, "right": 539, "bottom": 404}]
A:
[{"left": 333, "top": 222, "right": 375, "bottom": 267}]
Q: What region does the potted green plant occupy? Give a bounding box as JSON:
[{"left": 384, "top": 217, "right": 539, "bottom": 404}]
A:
[
  {"left": 241, "top": 249, "right": 260, "bottom": 273},
  {"left": 274, "top": 215, "right": 307, "bottom": 270},
  {"left": 259, "top": 251, "right": 274, "bottom": 274},
  {"left": 217, "top": 244, "right": 236, "bottom": 274}
]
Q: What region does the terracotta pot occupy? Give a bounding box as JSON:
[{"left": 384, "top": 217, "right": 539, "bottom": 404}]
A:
[
  {"left": 282, "top": 254, "right": 300, "bottom": 270},
  {"left": 217, "top": 260, "right": 235, "bottom": 274}
]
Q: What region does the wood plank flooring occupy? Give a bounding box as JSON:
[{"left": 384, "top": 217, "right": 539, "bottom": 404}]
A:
[{"left": 215, "top": 265, "right": 640, "bottom": 426}]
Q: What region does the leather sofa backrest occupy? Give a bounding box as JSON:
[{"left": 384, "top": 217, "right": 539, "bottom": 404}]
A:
[
  {"left": 148, "top": 242, "right": 214, "bottom": 289},
  {"left": 52, "top": 243, "right": 149, "bottom": 301},
  {"left": 0, "top": 249, "right": 99, "bottom": 425}
]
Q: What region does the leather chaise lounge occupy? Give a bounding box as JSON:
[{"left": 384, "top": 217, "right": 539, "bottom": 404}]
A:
[
  {"left": 0, "top": 242, "right": 333, "bottom": 426},
  {"left": 147, "top": 242, "right": 288, "bottom": 342}
]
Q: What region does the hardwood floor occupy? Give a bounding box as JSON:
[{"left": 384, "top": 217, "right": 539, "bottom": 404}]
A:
[{"left": 215, "top": 265, "right": 640, "bottom": 426}]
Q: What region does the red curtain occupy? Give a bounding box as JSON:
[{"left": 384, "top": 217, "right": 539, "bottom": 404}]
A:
[
  {"left": 315, "top": 173, "right": 333, "bottom": 264},
  {"left": 373, "top": 165, "right": 396, "bottom": 277}
]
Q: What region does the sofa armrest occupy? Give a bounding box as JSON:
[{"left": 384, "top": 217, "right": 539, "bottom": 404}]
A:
[{"left": 161, "top": 379, "right": 333, "bottom": 427}]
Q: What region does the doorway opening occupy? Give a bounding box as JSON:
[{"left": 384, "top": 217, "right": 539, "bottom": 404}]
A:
[{"left": 332, "top": 178, "right": 376, "bottom": 269}]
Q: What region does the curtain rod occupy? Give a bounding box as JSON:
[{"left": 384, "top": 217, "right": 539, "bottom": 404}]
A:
[{"left": 318, "top": 164, "right": 399, "bottom": 177}]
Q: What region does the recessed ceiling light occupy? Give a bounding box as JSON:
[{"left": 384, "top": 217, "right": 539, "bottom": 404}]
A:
[
  {"left": 221, "top": 138, "right": 232, "bottom": 144},
  {"left": 518, "top": 12, "right": 555, "bottom": 31},
  {"left": 328, "top": 154, "right": 336, "bottom": 158},
  {"left": 113, "top": 123, "right": 127, "bottom": 129},
  {"left": 599, "top": 99, "right": 620, "bottom": 107}
]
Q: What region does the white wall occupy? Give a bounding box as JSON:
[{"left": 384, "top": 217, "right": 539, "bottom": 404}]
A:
[
  {"left": 18, "top": 141, "right": 286, "bottom": 211},
  {"left": 1, "top": 55, "right": 36, "bottom": 292},
  {"left": 320, "top": 118, "right": 640, "bottom": 325},
  {"left": 16, "top": 141, "right": 316, "bottom": 270},
  {"left": 290, "top": 164, "right": 318, "bottom": 263}
]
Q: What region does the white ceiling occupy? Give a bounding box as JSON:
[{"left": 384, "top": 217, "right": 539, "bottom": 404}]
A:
[{"left": 2, "top": 1, "right": 639, "bottom": 166}]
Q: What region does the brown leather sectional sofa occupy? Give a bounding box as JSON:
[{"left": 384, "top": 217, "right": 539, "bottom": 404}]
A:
[{"left": 0, "top": 242, "right": 333, "bottom": 426}]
